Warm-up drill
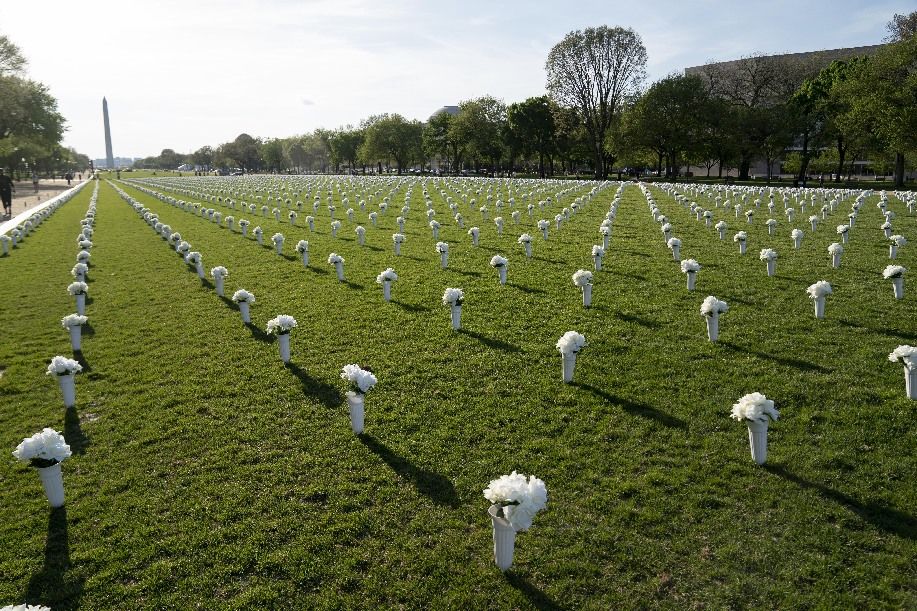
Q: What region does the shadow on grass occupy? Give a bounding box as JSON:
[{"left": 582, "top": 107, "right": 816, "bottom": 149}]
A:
[
  {"left": 285, "top": 363, "right": 343, "bottom": 407},
  {"left": 280, "top": 253, "right": 298, "bottom": 262},
  {"left": 764, "top": 464, "right": 917, "bottom": 540},
  {"left": 343, "top": 280, "right": 365, "bottom": 290},
  {"left": 358, "top": 435, "right": 459, "bottom": 507},
  {"left": 244, "top": 322, "right": 273, "bottom": 344},
  {"left": 616, "top": 249, "right": 652, "bottom": 258},
  {"left": 458, "top": 329, "right": 522, "bottom": 353},
  {"left": 310, "top": 266, "right": 330, "bottom": 275},
  {"left": 611, "top": 271, "right": 647, "bottom": 282},
  {"left": 719, "top": 342, "right": 830, "bottom": 374},
  {"left": 836, "top": 319, "right": 917, "bottom": 342},
  {"left": 614, "top": 312, "right": 660, "bottom": 329},
  {"left": 574, "top": 383, "right": 687, "bottom": 429},
  {"left": 64, "top": 407, "right": 89, "bottom": 455},
  {"left": 391, "top": 300, "right": 431, "bottom": 313},
  {"left": 532, "top": 256, "right": 563, "bottom": 265},
  {"left": 505, "top": 573, "right": 563, "bottom": 611},
  {"left": 363, "top": 245, "right": 383, "bottom": 252},
  {"left": 450, "top": 268, "right": 483, "bottom": 278},
  {"left": 218, "top": 295, "right": 235, "bottom": 308},
  {"left": 25, "top": 507, "right": 84, "bottom": 608},
  {"left": 511, "top": 284, "right": 547, "bottom": 295},
  {"left": 199, "top": 278, "right": 214, "bottom": 290},
  {"left": 80, "top": 323, "right": 95, "bottom": 337},
  {"left": 72, "top": 351, "right": 91, "bottom": 373}
]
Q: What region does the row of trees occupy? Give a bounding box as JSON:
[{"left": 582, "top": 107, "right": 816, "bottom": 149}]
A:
[
  {"left": 138, "top": 11, "right": 916, "bottom": 187},
  {"left": 0, "top": 35, "right": 90, "bottom": 178}
]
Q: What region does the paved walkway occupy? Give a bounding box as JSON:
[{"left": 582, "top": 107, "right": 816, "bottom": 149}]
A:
[{"left": 2, "top": 178, "right": 83, "bottom": 222}]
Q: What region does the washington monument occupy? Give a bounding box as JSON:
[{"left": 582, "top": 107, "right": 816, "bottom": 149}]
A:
[{"left": 102, "top": 97, "right": 114, "bottom": 169}]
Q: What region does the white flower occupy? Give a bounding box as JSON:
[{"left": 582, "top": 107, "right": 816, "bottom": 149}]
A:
[
  {"left": 177, "top": 241, "right": 191, "bottom": 253},
  {"left": 592, "top": 245, "right": 604, "bottom": 257},
  {"left": 890, "top": 235, "right": 907, "bottom": 247},
  {"left": 759, "top": 248, "right": 777, "bottom": 261},
  {"left": 211, "top": 266, "right": 228, "bottom": 280},
  {"left": 468, "top": 226, "right": 480, "bottom": 236},
  {"left": 837, "top": 224, "right": 849, "bottom": 234},
  {"left": 12, "top": 428, "right": 71, "bottom": 467},
  {"left": 517, "top": 233, "right": 532, "bottom": 244},
  {"left": 376, "top": 268, "right": 398, "bottom": 283},
  {"left": 883, "top": 265, "right": 907, "bottom": 279},
  {"left": 791, "top": 229, "right": 803, "bottom": 239},
  {"left": 483, "top": 471, "right": 548, "bottom": 532},
  {"left": 71, "top": 263, "right": 88, "bottom": 277},
  {"left": 341, "top": 363, "right": 377, "bottom": 393},
  {"left": 232, "top": 289, "right": 255, "bottom": 304},
  {"left": 67, "top": 282, "right": 88, "bottom": 296},
  {"left": 490, "top": 255, "right": 507, "bottom": 268},
  {"left": 661, "top": 223, "right": 672, "bottom": 233},
  {"left": 60, "top": 314, "right": 87, "bottom": 328},
  {"left": 556, "top": 331, "right": 586, "bottom": 355},
  {"left": 46, "top": 355, "right": 82, "bottom": 376},
  {"left": 0, "top": 604, "right": 52, "bottom": 611},
  {"left": 681, "top": 259, "right": 700, "bottom": 273},
  {"left": 881, "top": 222, "right": 892, "bottom": 230},
  {"left": 730, "top": 392, "right": 779, "bottom": 423},
  {"left": 328, "top": 253, "right": 344, "bottom": 264},
  {"left": 599, "top": 225, "right": 610, "bottom": 236},
  {"left": 430, "top": 220, "right": 440, "bottom": 230},
  {"left": 537, "top": 220, "right": 549, "bottom": 230},
  {"left": 806, "top": 281, "right": 832, "bottom": 299},
  {"left": 572, "top": 269, "right": 593, "bottom": 287},
  {"left": 186, "top": 251, "right": 202, "bottom": 264},
  {"left": 435, "top": 241, "right": 449, "bottom": 253},
  {"left": 253, "top": 226, "right": 263, "bottom": 235},
  {"left": 393, "top": 233, "right": 405, "bottom": 243},
  {"left": 715, "top": 221, "right": 727, "bottom": 230},
  {"left": 355, "top": 226, "right": 366, "bottom": 236},
  {"left": 667, "top": 237, "right": 681, "bottom": 249},
  {"left": 296, "top": 240, "right": 309, "bottom": 254},
  {"left": 442, "top": 288, "right": 464, "bottom": 306},
  {"left": 828, "top": 242, "right": 844, "bottom": 255},
  {"left": 808, "top": 215, "right": 818, "bottom": 222},
  {"left": 266, "top": 314, "right": 298, "bottom": 335},
  {"left": 733, "top": 232, "right": 747, "bottom": 242},
  {"left": 888, "top": 345, "right": 917, "bottom": 364},
  {"left": 271, "top": 233, "right": 284, "bottom": 244},
  {"left": 700, "top": 296, "right": 728, "bottom": 317}
]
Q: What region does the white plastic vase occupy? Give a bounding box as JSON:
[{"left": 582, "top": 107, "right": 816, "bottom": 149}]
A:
[
  {"left": 256, "top": 234, "right": 263, "bottom": 246},
  {"left": 335, "top": 262, "right": 345, "bottom": 282},
  {"left": 671, "top": 245, "right": 680, "bottom": 262},
  {"left": 890, "top": 245, "right": 897, "bottom": 259},
  {"left": 904, "top": 362, "right": 916, "bottom": 400},
  {"left": 397, "top": 220, "right": 405, "bottom": 232},
  {"left": 440, "top": 252, "right": 448, "bottom": 268},
  {"left": 58, "top": 374, "right": 76, "bottom": 408},
  {"left": 301, "top": 251, "right": 309, "bottom": 267},
  {"left": 602, "top": 234, "right": 610, "bottom": 250},
  {"left": 196, "top": 264, "right": 205, "bottom": 279},
  {"left": 278, "top": 333, "right": 291, "bottom": 363},
  {"left": 832, "top": 253, "right": 841, "bottom": 268},
  {"left": 274, "top": 211, "right": 281, "bottom": 222},
  {"left": 767, "top": 224, "right": 775, "bottom": 236},
  {"left": 358, "top": 234, "right": 365, "bottom": 246},
  {"left": 450, "top": 304, "right": 461, "bottom": 330},
  {"left": 738, "top": 242, "right": 746, "bottom": 255},
  {"left": 488, "top": 504, "right": 516, "bottom": 572},
  {"left": 347, "top": 392, "right": 365, "bottom": 434},
  {"left": 793, "top": 236, "right": 802, "bottom": 249},
  {"left": 37, "top": 463, "right": 65, "bottom": 508},
  {"left": 841, "top": 233, "right": 848, "bottom": 244},
  {"left": 524, "top": 243, "right": 532, "bottom": 258},
  {"left": 215, "top": 277, "right": 225, "bottom": 297},
  {"left": 308, "top": 220, "right": 315, "bottom": 231},
  {"left": 705, "top": 218, "right": 712, "bottom": 228},
  {"left": 69, "top": 325, "right": 82, "bottom": 351},
  {"left": 382, "top": 281, "right": 391, "bottom": 302},
  {"left": 747, "top": 216, "right": 754, "bottom": 224},
  {"left": 814, "top": 296, "right": 825, "bottom": 319},
  {"left": 75, "top": 294, "right": 86, "bottom": 315},
  {"left": 562, "top": 353, "right": 577, "bottom": 383},
  {"left": 706, "top": 313, "right": 719, "bottom": 342},
  {"left": 498, "top": 267, "right": 507, "bottom": 285},
  {"left": 686, "top": 271, "right": 696, "bottom": 291},
  {"left": 746, "top": 419, "right": 769, "bottom": 465},
  {"left": 239, "top": 301, "right": 251, "bottom": 323},
  {"left": 718, "top": 228, "right": 726, "bottom": 240},
  {"left": 810, "top": 220, "right": 817, "bottom": 231},
  {"left": 582, "top": 284, "right": 592, "bottom": 307},
  {"left": 541, "top": 228, "right": 548, "bottom": 240},
  {"left": 472, "top": 234, "right": 479, "bottom": 247},
  {"left": 394, "top": 242, "right": 401, "bottom": 256},
  {"left": 766, "top": 259, "right": 776, "bottom": 277},
  {"left": 241, "top": 226, "right": 248, "bottom": 237},
  {"left": 892, "top": 277, "right": 904, "bottom": 299},
  {"left": 593, "top": 256, "right": 602, "bottom": 271},
  {"left": 274, "top": 243, "right": 283, "bottom": 256},
  {"left": 1, "top": 241, "right": 7, "bottom": 255}
]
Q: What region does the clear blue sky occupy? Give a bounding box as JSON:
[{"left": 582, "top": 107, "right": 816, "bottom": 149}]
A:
[{"left": 1, "top": 0, "right": 910, "bottom": 159}]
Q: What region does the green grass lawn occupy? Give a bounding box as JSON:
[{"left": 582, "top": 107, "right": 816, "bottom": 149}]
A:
[{"left": 0, "top": 176, "right": 914, "bottom": 609}]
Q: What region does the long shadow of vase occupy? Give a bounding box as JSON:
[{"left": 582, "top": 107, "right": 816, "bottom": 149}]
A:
[
  {"left": 25, "top": 507, "right": 85, "bottom": 609},
  {"left": 359, "top": 435, "right": 459, "bottom": 508}
]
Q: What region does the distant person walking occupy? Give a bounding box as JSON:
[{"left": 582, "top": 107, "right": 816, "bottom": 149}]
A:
[
  {"left": 0, "top": 169, "right": 14, "bottom": 218},
  {"left": 31, "top": 171, "right": 39, "bottom": 193},
  {"left": 65, "top": 172, "right": 73, "bottom": 186}
]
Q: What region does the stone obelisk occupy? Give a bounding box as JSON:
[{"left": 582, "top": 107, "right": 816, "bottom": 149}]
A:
[{"left": 103, "top": 97, "right": 114, "bottom": 169}]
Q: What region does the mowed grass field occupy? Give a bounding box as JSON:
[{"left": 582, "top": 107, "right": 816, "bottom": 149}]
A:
[{"left": 0, "top": 175, "right": 914, "bottom": 609}]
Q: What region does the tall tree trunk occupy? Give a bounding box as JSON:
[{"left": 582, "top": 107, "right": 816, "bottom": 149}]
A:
[
  {"left": 739, "top": 155, "right": 751, "bottom": 180},
  {"left": 835, "top": 137, "right": 845, "bottom": 183},
  {"left": 797, "top": 130, "right": 810, "bottom": 188},
  {"left": 894, "top": 152, "right": 905, "bottom": 188},
  {"left": 656, "top": 152, "right": 663, "bottom": 178}
]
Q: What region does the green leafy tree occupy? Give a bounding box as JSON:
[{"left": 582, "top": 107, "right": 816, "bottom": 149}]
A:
[
  {"left": 359, "top": 114, "right": 423, "bottom": 174},
  {"left": 507, "top": 96, "right": 555, "bottom": 177},
  {"left": 451, "top": 96, "right": 506, "bottom": 174}
]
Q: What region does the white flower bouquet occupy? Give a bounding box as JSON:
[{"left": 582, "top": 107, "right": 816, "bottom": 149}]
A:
[
  {"left": 759, "top": 248, "right": 777, "bottom": 277},
  {"left": 791, "top": 228, "right": 803, "bottom": 248},
  {"left": 429, "top": 219, "right": 441, "bottom": 239},
  {"left": 573, "top": 269, "right": 593, "bottom": 306},
  {"left": 376, "top": 267, "right": 397, "bottom": 301},
  {"left": 494, "top": 216, "right": 504, "bottom": 235},
  {"left": 700, "top": 296, "right": 728, "bottom": 342},
  {"left": 267, "top": 314, "right": 297, "bottom": 362},
  {"left": 807, "top": 280, "right": 832, "bottom": 318},
  {"left": 837, "top": 224, "right": 850, "bottom": 244},
  {"left": 734, "top": 231, "right": 748, "bottom": 254},
  {"left": 828, "top": 242, "right": 843, "bottom": 268},
  {"left": 556, "top": 330, "right": 586, "bottom": 382},
  {"left": 253, "top": 226, "right": 264, "bottom": 245},
  {"left": 490, "top": 255, "right": 508, "bottom": 285},
  {"left": 271, "top": 232, "right": 285, "bottom": 255},
  {"left": 537, "top": 219, "right": 549, "bottom": 240},
  {"left": 71, "top": 262, "right": 88, "bottom": 281},
  {"left": 47, "top": 355, "right": 82, "bottom": 407},
  {"left": 13, "top": 428, "right": 72, "bottom": 507},
  {"left": 889, "top": 234, "right": 906, "bottom": 259},
  {"left": 518, "top": 233, "right": 533, "bottom": 258},
  {"left": 469, "top": 226, "right": 480, "bottom": 246},
  {"left": 67, "top": 281, "right": 87, "bottom": 296},
  {"left": 715, "top": 220, "right": 727, "bottom": 239},
  {"left": 61, "top": 313, "right": 88, "bottom": 350},
  {"left": 328, "top": 253, "right": 345, "bottom": 281},
  {"left": 232, "top": 289, "right": 255, "bottom": 323},
  {"left": 591, "top": 244, "right": 605, "bottom": 270},
  {"left": 484, "top": 471, "right": 548, "bottom": 571},
  {"left": 731, "top": 392, "right": 779, "bottom": 464},
  {"left": 211, "top": 266, "right": 229, "bottom": 296},
  {"left": 341, "top": 364, "right": 378, "bottom": 434},
  {"left": 396, "top": 216, "right": 406, "bottom": 232},
  {"left": 443, "top": 286, "right": 465, "bottom": 330},
  {"left": 889, "top": 346, "right": 917, "bottom": 398},
  {"left": 306, "top": 215, "right": 316, "bottom": 231},
  {"left": 667, "top": 237, "right": 682, "bottom": 261},
  {"left": 884, "top": 265, "right": 907, "bottom": 299},
  {"left": 436, "top": 241, "right": 449, "bottom": 267},
  {"left": 681, "top": 258, "right": 700, "bottom": 290}
]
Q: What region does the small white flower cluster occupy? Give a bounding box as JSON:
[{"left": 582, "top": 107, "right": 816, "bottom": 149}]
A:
[
  {"left": 733, "top": 231, "right": 747, "bottom": 242},
  {"left": 680, "top": 259, "right": 700, "bottom": 273},
  {"left": 556, "top": 331, "right": 586, "bottom": 355},
  {"left": 341, "top": 364, "right": 377, "bottom": 394},
  {"left": 483, "top": 471, "right": 548, "bottom": 532},
  {"left": 327, "top": 253, "right": 344, "bottom": 264},
  {"left": 296, "top": 240, "right": 309, "bottom": 254},
  {"left": 571, "top": 270, "right": 592, "bottom": 287},
  {"left": 231, "top": 289, "right": 256, "bottom": 304},
  {"left": 211, "top": 266, "right": 229, "bottom": 280},
  {"left": 883, "top": 265, "right": 907, "bottom": 279},
  {"left": 517, "top": 233, "right": 532, "bottom": 244},
  {"left": 376, "top": 268, "right": 398, "bottom": 283},
  {"left": 435, "top": 241, "right": 449, "bottom": 253},
  {"left": 12, "top": 428, "right": 71, "bottom": 467},
  {"left": 828, "top": 242, "right": 844, "bottom": 255},
  {"left": 266, "top": 314, "right": 298, "bottom": 335},
  {"left": 60, "top": 314, "right": 88, "bottom": 329},
  {"left": 806, "top": 281, "right": 832, "bottom": 299},
  {"left": 730, "top": 392, "right": 779, "bottom": 423},
  {"left": 46, "top": 355, "right": 82, "bottom": 376},
  {"left": 888, "top": 345, "right": 917, "bottom": 364},
  {"left": 442, "top": 288, "right": 464, "bottom": 306},
  {"left": 700, "top": 296, "right": 728, "bottom": 317},
  {"left": 67, "top": 282, "right": 88, "bottom": 296},
  {"left": 759, "top": 248, "right": 778, "bottom": 261},
  {"left": 490, "top": 255, "right": 507, "bottom": 268}
]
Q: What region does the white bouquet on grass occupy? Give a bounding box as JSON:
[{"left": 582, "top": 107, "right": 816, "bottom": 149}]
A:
[
  {"left": 731, "top": 392, "right": 779, "bottom": 465},
  {"left": 573, "top": 269, "right": 593, "bottom": 306},
  {"left": 469, "top": 226, "right": 480, "bottom": 246},
  {"left": 888, "top": 346, "right": 917, "bottom": 397},
  {"left": 376, "top": 267, "right": 397, "bottom": 301},
  {"left": 667, "top": 237, "right": 682, "bottom": 261},
  {"left": 518, "top": 233, "right": 533, "bottom": 258},
  {"left": 556, "top": 330, "right": 586, "bottom": 383},
  {"left": 700, "top": 296, "right": 728, "bottom": 342},
  {"left": 211, "top": 266, "right": 229, "bottom": 296},
  {"left": 484, "top": 471, "right": 548, "bottom": 532},
  {"left": 807, "top": 280, "right": 832, "bottom": 318},
  {"left": 13, "top": 428, "right": 71, "bottom": 468},
  {"left": 232, "top": 289, "right": 256, "bottom": 323},
  {"left": 837, "top": 224, "right": 850, "bottom": 243},
  {"left": 592, "top": 244, "right": 605, "bottom": 270},
  {"left": 271, "top": 232, "right": 285, "bottom": 254},
  {"left": 889, "top": 235, "right": 906, "bottom": 259},
  {"left": 328, "top": 253, "right": 346, "bottom": 281},
  {"left": 71, "top": 263, "right": 88, "bottom": 280},
  {"left": 67, "top": 281, "right": 88, "bottom": 296},
  {"left": 681, "top": 258, "right": 700, "bottom": 290},
  {"left": 341, "top": 363, "right": 377, "bottom": 434},
  {"left": 253, "top": 226, "right": 264, "bottom": 245},
  {"left": 266, "top": 314, "right": 297, "bottom": 335},
  {"left": 734, "top": 231, "right": 748, "bottom": 254},
  {"left": 60, "top": 314, "right": 87, "bottom": 329},
  {"left": 883, "top": 265, "right": 907, "bottom": 279},
  {"left": 715, "top": 220, "right": 727, "bottom": 239},
  {"left": 490, "top": 255, "right": 508, "bottom": 285},
  {"left": 436, "top": 241, "right": 449, "bottom": 267}
]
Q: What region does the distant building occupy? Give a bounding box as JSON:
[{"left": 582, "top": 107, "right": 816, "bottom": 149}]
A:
[
  {"left": 684, "top": 44, "right": 884, "bottom": 78},
  {"left": 429, "top": 105, "right": 459, "bottom": 121},
  {"left": 93, "top": 157, "right": 141, "bottom": 169}
]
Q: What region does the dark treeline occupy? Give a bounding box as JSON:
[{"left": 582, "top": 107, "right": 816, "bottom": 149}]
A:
[{"left": 139, "top": 12, "right": 917, "bottom": 188}]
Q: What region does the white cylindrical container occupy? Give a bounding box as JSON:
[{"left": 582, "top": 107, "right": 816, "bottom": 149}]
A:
[
  {"left": 441, "top": 252, "right": 448, "bottom": 268},
  {"left": 905, "top": 364, "right": 916, "bottom": 400},
  {"left": 524, "top": 243, "right": 532, "bottom": 258},
  {"left": 747, "top": 419, "right": 769, "bottom": 465},
  {"left": 335, "top": 262, "right": 345, "bottom": 282},
  {"left": 215, "top": 277, "right": 225, "bottom": 297},
  {"left": 498, "top": 267, "right": 507, "bottom": 285},
  {"left": 603, "top": 235, "right": 610, "bottom": 250},
  {"left": 239, "top": 301, "right": 251, "bottom": 323},
  {"left": 892, "top": 277, "right": 904, "bottom": 299},
  {"left": 488, "top": 504, "right": 516, "bottom": 572},
  {"left": 562, "top": 353, "right": 577, "bottom": 383},
  {"left": 739, "top": 242, "right": 746, "bottom": 255},
  {"left": 433, "top": 227, "right": 439, "bottom": 240},
  {"left": 37, "top": 463, "right": 66, "bottom": 508},
  {"left": 884, "top": 227, "right": 891, "bottom": 239},
  {"left": 69, "top": 326, "right": 82, "bottom": 351},
  {"left": 890, "top": 245, "right": 897, "bottom": 259},
  {"left": 793, "top": 237, "right": 801, "bottom": 249},
  {"left": 451, "top": 304, "right": 461, "bottom": 330},
  {"left": 766, "top": 260, "right": 776, "bottom": 277},
  {"left": 383, "top": 281, "right": 391, "bottom": 302},
  {"left": 274, "top": 243, "right": 283, "bottom": 256},
  {"left": 582, "top": 284, "right": 592, "bottom": 307},
  {"left": 58, "top": 374, "right": 76, "bottom": 408},
  {"left": 767, "top": 224, "right": 774, "bottom": 235},
  {"left": 718, "top": 229, "right": 726, "bottom": 240},
  {"left": 472, "top": 234, "right": 479, "bottom": 247},
  {"left": 593, "top": 256, "right": 602, "bottom": 271},
  {"left": 706, "top": 313, "right": 719, "bottom": 342},
  {"left": 278, "top": 333, "right": 291, "bottom": 363},
  {"left": 301, "top": 252, "right": 309, "bottom": 267},
  {"left": 394, "top": 242, "right": 401, "bottom": 256},
  {"left": 241, "top": 226, "right": 248, "bottom": 237},
  {"left": 672, "top": 245, "right": 680, "bottom": 262},
  {"left": 841, "top": 233, "right": 848, "bottom": 244},
  {"left": 196, "top": 264, "right": 205, "bottom": 279},
  {"left": 256, "top": 234, "right": 263, "bottom": 246},
  {"left": 347, "top": 392, "right": 365, "bottom": 434},
  {"left": 541, "top": 228, "right": 548, "bottom": 240},
  {"left": 814, "top": 296, "right": 825, "bottom": 319},
  {"left": 810, "top": 220, "right": 817, "bottom": 231},
  {"left": 687, "top": 272, "right": 696, "bottom": 291},
  {"left": 832, "top": 253, "right": 841, "bottom": 268},
  {"left": 705, "top": 218, "right": 711, "bottom": 228},
  {"left": 358, "top": 234, "right": 365, "bottom": 246}
]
